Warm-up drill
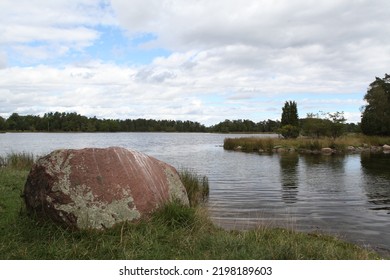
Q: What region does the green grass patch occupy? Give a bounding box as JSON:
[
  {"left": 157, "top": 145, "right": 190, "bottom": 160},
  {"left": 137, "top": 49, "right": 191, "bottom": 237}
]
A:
[
  {"left": 179, "top": 168, "right": 209, "bottom": 207},
  {"left": 0, "top": 165, "right": 383, "bottom": 260}
]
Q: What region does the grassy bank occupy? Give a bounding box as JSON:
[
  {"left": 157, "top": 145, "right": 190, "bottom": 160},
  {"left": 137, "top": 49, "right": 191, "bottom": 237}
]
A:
[
  {"left": 224, "top": 134, "right": 390, "bottom": 154},
  {"left": 179, "top": 168, "right": 209, "bottom": 207},
  {"left": 0, "top": 152, "right": 35, "bottom": 170},
  {"left": 0, "top": 154, "right": 382, "bottom": 259}
]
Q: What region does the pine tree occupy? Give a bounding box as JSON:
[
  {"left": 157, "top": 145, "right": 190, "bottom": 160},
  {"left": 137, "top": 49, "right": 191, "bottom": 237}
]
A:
[
  {"left": 281, "top": 101, "right": 299, "bottom": 127},
  {"left": 279, "top": 101, "right": 299, "bottom": 138}
]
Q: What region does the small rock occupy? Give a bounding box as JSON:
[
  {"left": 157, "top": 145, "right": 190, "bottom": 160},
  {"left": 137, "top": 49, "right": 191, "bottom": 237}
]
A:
[
  {"left": 371, "top": 146, "right": 382, "bottom": 153},
  {"left": 383, "top": 144, "right": 390, "bottom": 150},
  {"left": 347, "top": 146, "right": 356, "bottom": 152},
  {"left": 321, "top": 147, "right": 333, "bottom": 154}
]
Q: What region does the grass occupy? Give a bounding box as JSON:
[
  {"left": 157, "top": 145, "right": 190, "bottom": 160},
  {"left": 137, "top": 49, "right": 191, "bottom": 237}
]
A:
[
  {"left": 179, "top": 168, "right": 209, "bottom": 207},
  {"left": 224, "top": 134, "right": 390, "bottom": 153},
  {"left": 0, "top": 153, "right": 383, "bottom": 260},
  {"left": 0, "top": 152, "right": 35, "bottom": 170}
]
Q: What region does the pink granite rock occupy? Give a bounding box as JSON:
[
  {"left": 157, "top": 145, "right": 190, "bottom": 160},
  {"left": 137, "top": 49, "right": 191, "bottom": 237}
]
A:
[{"left": 23, "top": 147, "right": 189, "bottom": 230}]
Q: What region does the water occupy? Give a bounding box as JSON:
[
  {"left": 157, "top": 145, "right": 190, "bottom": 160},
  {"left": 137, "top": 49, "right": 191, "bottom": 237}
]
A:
[{"left": 1, "top": 132, "right": 389, "bottom": 255}]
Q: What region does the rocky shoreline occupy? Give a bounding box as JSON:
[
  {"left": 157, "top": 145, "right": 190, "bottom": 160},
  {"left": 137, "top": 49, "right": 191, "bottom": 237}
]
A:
[{"left": 234, "top": 144, "right": 390, "bottom": 155}]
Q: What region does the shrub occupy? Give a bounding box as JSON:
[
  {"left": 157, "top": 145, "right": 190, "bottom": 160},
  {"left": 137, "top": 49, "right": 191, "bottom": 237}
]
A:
[
  {"left": 278, "top": 125, "right": 300, "bottom": 139},
  {"left": 223, "top": 138, "right": 237, "bottom": 150}
]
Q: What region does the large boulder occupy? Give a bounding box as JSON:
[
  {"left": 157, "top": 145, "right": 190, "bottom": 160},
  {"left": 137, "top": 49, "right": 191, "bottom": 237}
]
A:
[{"left": 23, "top": 147, "right": 189, "bottom": 230}]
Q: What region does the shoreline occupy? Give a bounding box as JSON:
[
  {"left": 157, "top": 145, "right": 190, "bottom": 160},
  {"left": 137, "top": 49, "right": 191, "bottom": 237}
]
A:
[
  {"left": 0, "top": 131, "right": 277, "bottom": 134},
  {"left": 233, "top": 145, "right": 390, "bottom": 155}
]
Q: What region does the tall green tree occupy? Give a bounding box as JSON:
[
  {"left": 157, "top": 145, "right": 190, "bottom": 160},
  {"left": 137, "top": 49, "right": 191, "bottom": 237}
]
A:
[
  {"left": 327, "top": 111, "right": 346, "bottom": 139},
  {"left": 6, "top": 113, "right": 25, "bottom": 130},
  {"left": 302, "top": 111, "right": 346, "bottom": 139},
  {"left": 280, "top": 101, "right": 299, "bottom": 138},
  {"left": 361, "top": 74, "right": 390, "bottom": 135},
  {"left": 0, "top": 116, "right": 6, "bottom": 131},
  {"left": 302, "top": 113, "right": 330, "bottom": 138}
]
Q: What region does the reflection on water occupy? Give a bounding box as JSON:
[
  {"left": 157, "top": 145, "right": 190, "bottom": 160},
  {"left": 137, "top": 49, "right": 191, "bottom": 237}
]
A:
[
  {"left": 1, "top": 133, "right": 390, "bottom": 255},
  {"left": 361, "top": 153, "right": 390, "bottom": 213},
  {"left": 211, "top": 151, "right": 390, "bottom": 255},
  {"left": 279, "top": 153, "right": 299, "bottom": 204}
]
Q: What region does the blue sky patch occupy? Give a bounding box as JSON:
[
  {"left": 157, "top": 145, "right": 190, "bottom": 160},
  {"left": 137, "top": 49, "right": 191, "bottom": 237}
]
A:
[{"left": 83, "top": 26, "right": 171, "bottom": 65}]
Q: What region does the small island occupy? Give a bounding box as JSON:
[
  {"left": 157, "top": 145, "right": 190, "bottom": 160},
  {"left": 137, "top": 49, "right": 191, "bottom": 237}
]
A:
[{"left": 224, "top": 134, "right": 390, "bottom": 155}]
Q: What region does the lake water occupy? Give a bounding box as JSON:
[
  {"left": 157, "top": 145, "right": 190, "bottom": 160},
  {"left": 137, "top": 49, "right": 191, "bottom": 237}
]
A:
[{"left": 1, "top": 132, "right": 390, "bottom": 255}]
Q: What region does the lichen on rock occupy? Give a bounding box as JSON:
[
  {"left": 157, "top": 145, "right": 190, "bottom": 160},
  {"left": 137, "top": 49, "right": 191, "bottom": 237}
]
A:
[{"left": 23, "top": 147, "right": 189, "bottom": 230}]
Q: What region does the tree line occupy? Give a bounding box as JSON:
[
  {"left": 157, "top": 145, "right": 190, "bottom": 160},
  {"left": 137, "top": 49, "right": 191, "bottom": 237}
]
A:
[
  {"left": 0, "top": 110, "right": 359, "bottom": 134},
  {"left": 0, "top": 112, "right": 207, "bottom": 133},
  {"left": 208, "top": 119, "right": 281, "bottom": 133},
  {"left": 0, "top": 112, "right": 280, "bottom": 133}
]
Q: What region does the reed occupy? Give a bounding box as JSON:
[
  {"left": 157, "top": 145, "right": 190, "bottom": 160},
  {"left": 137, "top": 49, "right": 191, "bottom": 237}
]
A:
[
  {"left": 224, "top": 134, "right": 390, "bottom": 153},
  {"left": 0, "top": 152, "right": 35, "bottom": 170},
  {"left": 224, "top": 137, "right": 276, "bottom": 152},
  {"left": 358, "top": 135, "right": 390, "bottom": 146},
  {"left": 179, "top": 168, "right": 209, "bottom": 207}
]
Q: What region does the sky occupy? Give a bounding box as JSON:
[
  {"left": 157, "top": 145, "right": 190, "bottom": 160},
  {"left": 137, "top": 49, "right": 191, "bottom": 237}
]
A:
[{"left": 1, "top": 0, "right": 389, "bottom": 125}]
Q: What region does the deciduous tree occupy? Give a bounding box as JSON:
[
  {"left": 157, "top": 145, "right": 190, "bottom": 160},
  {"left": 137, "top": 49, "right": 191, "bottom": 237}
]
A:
[{"left": 361, "top": 74, "right": 390, "bottom": 136}]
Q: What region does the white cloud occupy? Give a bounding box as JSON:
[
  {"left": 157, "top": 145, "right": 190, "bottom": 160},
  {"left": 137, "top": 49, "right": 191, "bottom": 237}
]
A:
[
  {"left": 111, "top": 0, "right": 390, "bottom": 49},
  {"left": 0, "top": 0, "right": 116, "bottom": 63},
  {"left": 1, "top": 0, "right": 389, "bottom": 124},
  {"left": 0, "top": 57, "right": 366, "bottom": 125},
  {"left": 0, "top": 51, "right": 7, "bottom": 68},
  {"left": 0, "top": 62, "right": 205, "bottom": 119},
  {"left": 111, "top": 0, "right": 390, "bottom": 84}
]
